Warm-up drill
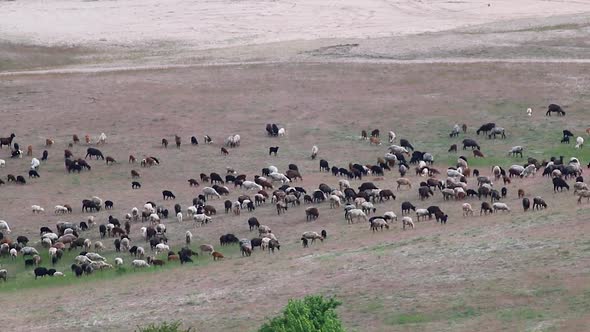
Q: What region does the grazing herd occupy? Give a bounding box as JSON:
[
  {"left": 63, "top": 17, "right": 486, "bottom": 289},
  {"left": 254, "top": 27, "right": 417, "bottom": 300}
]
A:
[{"left": 0, "top": 104, "right": 588, "bottom": 284}]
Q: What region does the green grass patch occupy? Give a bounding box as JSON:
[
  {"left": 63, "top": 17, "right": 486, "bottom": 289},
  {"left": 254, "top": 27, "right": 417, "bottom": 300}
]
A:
[{"left": 496, "top": 308, "right": 545, "bottom": 322}]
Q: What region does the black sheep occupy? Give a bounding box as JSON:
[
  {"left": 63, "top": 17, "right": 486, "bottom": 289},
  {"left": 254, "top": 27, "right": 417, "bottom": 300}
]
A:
[
  {"left": 28, "top": 170, "right": 40, "bottom": 178},
  {"left": 41, "top": 150, "right": 48, "bottom": 161},
  {"left": 401, "top": 201, "right": 416, "bottom": 215},
  {"left": 114, "top": 239, "right": 121, "bottom": 252},
  {"left": 268, "top": 146, "right": 279, "bottom": 156},
  {"left": 34, "top": 267, "right": 48, "bottom": 279},
  {"left": 321, "top": 230, "right": 327, "bottom": 239},
  {"left": 105, "top": 200, "right": 114, "bottom": 209},
  {"left": 162, "top": 190, "right": 175, "bottom": 200},
  {"left": 99, "top": 224, "right": 107, "bottom": 238},
  {"left": 191, "top": 136, "right": 198, "bottom": 145},
  {"left": 522, "top": 198, "right": 530, "bottom": 211},
  {"left": 131, "top": 181, "right": 141, "bottom": 189},
  {"left": 552, "top": 177, "right": 570, "bottom": 192}
]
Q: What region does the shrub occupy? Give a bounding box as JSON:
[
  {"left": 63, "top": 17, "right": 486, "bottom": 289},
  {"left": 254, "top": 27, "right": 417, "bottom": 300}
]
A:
[
  {"left": 258, "top": 295, "right": 345, "bottom": 332},
  {"left": 136, "top": 321, "right": 193, "bottom": 332}
]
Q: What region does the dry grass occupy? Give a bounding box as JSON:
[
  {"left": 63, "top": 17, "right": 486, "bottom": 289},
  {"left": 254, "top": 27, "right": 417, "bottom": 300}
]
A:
[{"left": 0, "top": 62, "right": 589, "bottom": 331}]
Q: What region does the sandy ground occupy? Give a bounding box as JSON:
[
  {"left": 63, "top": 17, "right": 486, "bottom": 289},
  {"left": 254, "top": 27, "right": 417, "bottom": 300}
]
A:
[{"left": 2, "top": 0, "right": 589, "bottom": 48}]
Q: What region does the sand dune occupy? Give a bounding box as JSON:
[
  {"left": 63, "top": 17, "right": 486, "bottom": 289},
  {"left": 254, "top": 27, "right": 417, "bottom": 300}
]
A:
[{"left": 1, "top": 0, "right": 589, "bottom": 49}]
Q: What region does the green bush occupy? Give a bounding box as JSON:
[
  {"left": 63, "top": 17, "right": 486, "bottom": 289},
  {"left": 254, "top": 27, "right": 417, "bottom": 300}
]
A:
[
  {"left": 258, "top": 295, "right": 345, "bottom": 332},
  {"left": 136, "top": 321, "right": 193, "bottom": 332}
]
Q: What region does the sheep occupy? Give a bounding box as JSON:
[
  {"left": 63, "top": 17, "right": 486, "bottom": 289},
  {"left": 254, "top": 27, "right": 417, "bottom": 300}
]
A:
[
  {"left": 576, "top": 136, "right": 584, "bottom": 149},
  {"left": 388, "top": 131, "right": 396, "bottom": 143},
  {"left": 508, "top": 146, "right": 524, "bottom": 158},
  {"left": 242, "top": 181, "right": 263, "bottom": 191},
  {"left": 31, "top": 205, "right": 45, "bottom": 214},
  {"left": 462, "top": 203, "right": 474, "bottom": 216},
  {"left": 309, "top": 145, "right": 320, "bottom": 160},
  {"left": 492, "top": 202, "right": 510, "bottom": 213},
  {"left": 346, "top": 209, "right": 367, "bottom": 224},
  {"left": 527, "top": 108, "right": 532, "bottom": 116},
  {"left": 203, "top": 187, "right": 221, "bottom": 199},
  {"left": 396, "top": 178, "right": 412, "bottom": 190},
  {"left": 370, "top": 218, "right": 389, "bottom": 232},
  {"left": 86, "top": 253, "right": 106, "bottom": 261},
  {"left": 415, "top": 208, "right": 430, "bottom": 221},
  {"left": 9, "top": 248, "right": 17, "bottom": 259},
  {"left": 301, "top": 231, "right": 324, "bottom": 244},
  {"left": 361, "top": 202, "right": 376, "bottom": 215},
  {"left": 155, "top": 243, "right": 170, "bottom": 255},
  {"left": 132, "top": 260, "right": 150, "bottom": 268},
  {"left": 521, "top": 164, "right": 537, "bottom": 177},
  {"left": 54, "top": 205, "right": 68, "bottom": 214},
  {"left": 193, "top": 214, "right": 212, "bottom": 226},
  {"left": 329, "top": 195, "right": 342, "bottom": 209},
  {"left": 185, "top": 231, "right": 193, "bottom": 245},
  {"left": 401, "top": 216, "right": 414, "bottom": 230},
  {"left": 576, "top": 189, "right": 590, "bottom": 203},
  {"left": 382, "top": 211, "right": 397, "bottom": 222},
  {"left": 199, "top": 244, "right": 214, "bottom": 255},
  {"left": 305, "top": 207, "right": 320, "bottom": 221}
]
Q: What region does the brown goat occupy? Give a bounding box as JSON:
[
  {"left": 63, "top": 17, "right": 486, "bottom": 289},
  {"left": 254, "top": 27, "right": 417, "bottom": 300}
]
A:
[
  {"left": 518, "top": 189, "right": 525, "bottom": 198},
  {"left": 221, "top": 147, "right": 229, "bottom": 155},
  {"left": 27, "top": 145, "right": 32, "bottom": 156},
  {"left": 473, "top": 150, "right": 485, "bottom": 158},
  {"left": 128, "top": 155, "right": 136, "bottom": 163},
  {"left": 161, "top": 138, "right": 168, "bottom": 148},
  {"left": 131, "top": 170, "right": 140, "bottom": 178},
  {"left": 45, "top": 138, "right": 54, "bottom": 147},
  {"left": 212, "top": 251, "right": 224, "bottom": 261},
  {"left": 84, "top": 134, "right": 90, "bottom": 144},
  {"left": 175, "top": 135, "right": 181, "bottom": 148},
  {"left": 64, "top": 149, "right": 73, "bottom": 159},
  {"left": 73, "top": 134, "right": 80, "bottom": 144},
  {"left": 147, "top": 256, "right": 165, "bottom": 266},
  {"left": 369, "top": 137, "right": 381, "bottom": 145},
  {"left": 106, "top": 156, "right": 116, "bottom": 165},
  {"left": 188, "top": 179, "right": 199, "bottom": 186},
  {"left": 448, "top": 144, "right": 457, "bottom": 152}
]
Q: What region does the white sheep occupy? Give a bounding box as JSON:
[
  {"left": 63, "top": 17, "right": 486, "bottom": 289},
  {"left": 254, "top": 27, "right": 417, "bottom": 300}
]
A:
[
  {"left": 53, "top": 272, "right": 65, "bottom": 277},
  {"left": 574, "top": 182, "right": 589, "bottom": 194},
  {"left": 177, "top": 212, "right": 183, "bottom": 222},
  {"left": 42, "top": 233, "right": 58, "bottom": 241},
  {"left": 242, "top": 181, "right": 263, "bottom": 191},
  {"left": 97, "top": 132, "right": 107, "bottom": 145},
  {"left": 521, "top": 164, "right": 537, "bottom": 177},
  {"left": 75, "top": 255, "right": 93, "bottom": 265},
  {"left": 115, "top": 257, "right": 123, "bottom": 266},
  {"left": 262, "top": 232, "right": 278, "bottom": 241},
  {"left": 203, "top": 187, "right": 221, "bottom": 199},
  {"left": 383, "top": 211, "right": 398, "bottom": 221},
  {"left": 83, "top": 239, "right": 92, "bottom": 250},
  {"left": 31, "top": 205, "right": 45, "bottom": 214},
  {"left": 185, "top": 231, "right": 193, "bottom": 245},
  {"left": 278, "top": 128, "right": 286, "bottom": 136},
  {"left": 155, "top": 243, "right": 170, "bottom": 255},
  {"left": 301, "top": 231, "right": 324, "bottom": 243},
  {"left": 527, "top": 108, "right": 532, "bottom": 116},
  {"left": 388, "top": 145, "right": 408, "bottom": 155},
  {"left": 261, "top": 237, "right": 271, "bottom": 250},
  {"left": 132, "top": 260, "right": 150, "bottom": 268},
  {"left": 361, "top": 201, "right": 376, "bottom": 214},
  {"left": 354, "top": 197, "right": 366, "bottom": 208},
  {"left": 492, "top": 202, "right": 510, "bottom": 213},
  {"left": 54, "top": 205, "right": 68, "bottom": 214},
  {"left": 86, "top": 252, "right": 106, "bottom": 261},
  {"left": 143, "top": 203, "right": 155, "bottom": 214},
  {"left": 310, "top": 145, "right": 319, "bottom": 160},
  {"left": 31, "top": 157, "right": 40, "bottom": 170},
  {"left": 462, "top": 203, "right": 474, "bottom": 216},
  {"left": 346, "top": 209, "right": 367, "bottom": 224},
  {"left": 0, "top": 159, "right": 5, "bottom": 167},
  {"left": 329, "top": 195, "right": 341, "bottom": 209},
  {"left": 137, "top": 246, "right": 145, "bottom": 258},
  {"left": 576, "top": 136, "right": 584, "bottom": 149},
  {"left": 21, "top": 247, "right": 39, "bottom": 256},
  {"left": 415, "top": 208, "right": 430, "bottom": 221},
  {"left": 388, "top": 131, "right": 396, "bottom": 143},
  {"left": 41, "top": 237, "right": 52, "bottom": 248},
  {"left": 87, "top": 216, "right": 96, "bottom": 228},
  {"left": 49, "top": 247, "right": 57, "bottom": 257},
  {"left": 94, "top": 241, "right": 104, "bottom": 251},
  {"left": 268, "top": 172, "right": 290, "bottom": 184},
  {"left": 187, "top": 206, "right": 198, "bottom": 216},
  {"left": 10, "top": 248, "right": 17, "bottom": 259},
  {"left": 401, "top": 216, "right": 414, "bottom": 230},
  {"left": 149, "top": 213, "right": 160, "bottom": 223},
  {"left": 120, "top": 238, "right": 130, "bottom": 251}
]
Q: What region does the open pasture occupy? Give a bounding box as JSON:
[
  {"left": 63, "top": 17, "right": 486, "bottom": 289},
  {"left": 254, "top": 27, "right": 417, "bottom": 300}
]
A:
[{"left": 0, "top": 62, "right": 589, "bottom": 331}]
